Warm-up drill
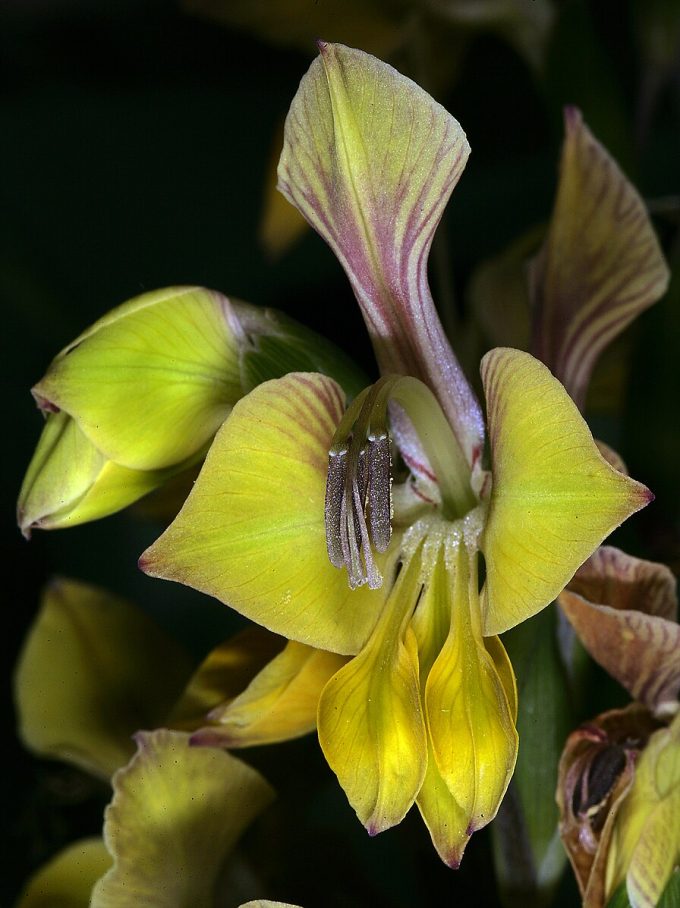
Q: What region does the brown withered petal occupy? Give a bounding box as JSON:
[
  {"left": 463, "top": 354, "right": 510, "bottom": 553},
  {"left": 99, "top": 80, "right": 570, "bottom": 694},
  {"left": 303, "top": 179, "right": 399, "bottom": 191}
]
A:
[
  {"left": 567, "top": 546, "right": 677, "bottom": 622},
  {"left": 559, "top": 547, "right": 680, "bottom": 716},
  {"left": 557, "top": 704, "right": 660, "bottom": 907}
]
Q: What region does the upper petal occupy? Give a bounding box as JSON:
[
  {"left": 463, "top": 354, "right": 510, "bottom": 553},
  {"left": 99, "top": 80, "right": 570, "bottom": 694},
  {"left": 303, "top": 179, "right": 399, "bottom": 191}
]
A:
[
  {"left": 480, "top": 348, "right": 652, "bottom": 636},
  {"left": 278, "top": 42, "right": 484, "bottom": 465},
  {"left": 529, "top": 108, "right": 670, "bottom": 410},
  {"left": 141, "top": 373, "right": 387, "bottom": 655}
]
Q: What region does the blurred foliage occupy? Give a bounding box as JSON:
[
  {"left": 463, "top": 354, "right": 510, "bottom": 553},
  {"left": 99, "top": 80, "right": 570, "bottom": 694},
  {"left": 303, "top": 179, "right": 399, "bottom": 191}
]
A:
[{"left": 2, "top": 0, "right": 678, "bottom": 905}]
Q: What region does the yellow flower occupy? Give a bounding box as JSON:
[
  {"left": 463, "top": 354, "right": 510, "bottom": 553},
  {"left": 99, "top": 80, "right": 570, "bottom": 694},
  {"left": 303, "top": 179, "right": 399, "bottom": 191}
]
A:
[{"left": 141, "top": 44, "right": 650, "bottom": 866}]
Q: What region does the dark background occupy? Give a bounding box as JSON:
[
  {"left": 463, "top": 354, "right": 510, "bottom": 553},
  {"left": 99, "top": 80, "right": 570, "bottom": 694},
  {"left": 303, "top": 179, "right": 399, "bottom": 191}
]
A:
[{"left": 2, "top": 1, "right": 678, "bottom": 905}]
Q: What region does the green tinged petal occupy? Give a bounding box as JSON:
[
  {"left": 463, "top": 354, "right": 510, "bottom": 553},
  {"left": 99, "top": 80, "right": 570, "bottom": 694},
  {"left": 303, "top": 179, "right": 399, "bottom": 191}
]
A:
[
  {"left": 141, "top": 372, "right": 387, "bottom": 655},
  {"left": 480, "top": 348, "right": 652, "bottom": 636},
  {"left": 191, "top": 640, "right": 347, "bottom": 748},
  {"left": 91, "top": 729, "right": 275, "bottom": 908},
  {"left": 530, "top": 108, "right": 670, "bottom": 410},
  {"left": 14, "top": 578, "right": 192, "bottom": 778},
  {"left": 15, "top": 838, "right": 111, "bottom": 908},
  {"left": 317, "top": 559, "right": 427, "bottom": 834},
  {"left": 278, "top": 42, "right": 484, "bottom": 465},
  {"left": 17, "top": 412, "right": 187, "bottom": 535},
  {"left": 33, "top": 287, "right": 243, "bottom": 470}
]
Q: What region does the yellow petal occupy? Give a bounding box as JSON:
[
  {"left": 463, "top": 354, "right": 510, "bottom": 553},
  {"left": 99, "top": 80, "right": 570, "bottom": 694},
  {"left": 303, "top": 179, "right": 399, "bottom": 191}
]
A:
[
  {"left": 168, "top": 626, "right": 284, "bottom": 729},
  {"left": 416, "top": 739, "right": 471, "bottom": 868},
  {"left": 426, "top": 548, "right": 518, "bottom": 830},
  {"left": 182, "top": 0, "right": 402, "bottom": 58},
  {"left": 33, "top": 287, "right": 242, "bottom": 470},
  {"left": 14, "top": 578, "right": 192, "bottom": 778},
  {"left": 259, "top": 120, "right": 308, "bottom": 258},
  {"left": 17, "top": 412, "right": 190, "bottom": 534},
  {"left": 278, "top": 42, "right": 483, "bottom": 465},
  {"left": 192, "top": 640, "right": 347, "bottom": 748},
  {"left": 530, "top": 108, "right": 669, "bottom": 410},
  {"left": 480, "top": 348, "right": 652, "bottom": 635},
  {"left": 317, "top": 560, "right": 427, "bottom": 834},
  {"left": 15, "top": 838, "right": 111, "bottom": 908},
  {"left": 91, "top": 730, "right": 274, "bottom": 908},
  {"left": 141, "top": 372, "right": 387, "bottom": 655}
]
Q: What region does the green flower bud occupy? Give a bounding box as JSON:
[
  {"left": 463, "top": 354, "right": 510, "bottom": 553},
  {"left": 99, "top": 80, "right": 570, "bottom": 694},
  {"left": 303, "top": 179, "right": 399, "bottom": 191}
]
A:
[{"left": 19, "top": 286, "right": 366, "bottom": 534}]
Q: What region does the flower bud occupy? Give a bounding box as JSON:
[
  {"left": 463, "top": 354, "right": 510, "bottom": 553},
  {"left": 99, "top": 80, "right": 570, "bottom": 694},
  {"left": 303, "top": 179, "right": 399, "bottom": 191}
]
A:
[{"left": 19, "top": 286, "right": 365, "bottom": 534}]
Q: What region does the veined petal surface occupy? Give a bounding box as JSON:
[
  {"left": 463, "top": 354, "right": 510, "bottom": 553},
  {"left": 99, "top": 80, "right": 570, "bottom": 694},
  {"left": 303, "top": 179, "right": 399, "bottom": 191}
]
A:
[
  {"left": 530, "top": 108, "right": 669, "bottom": 410},
  {"left": 480, "top": 348, "right": 652, "bottom": 636},
  {"left": 91, "top": 730, "right": 274, "bottom": 908},
  {"left": 278, "top": 42, "right": 484, "bottom": 465},
  {"left": 33, "top": 287, "right": 242, "bottom": 470},
  {"left": 141, "top": 373, "right": 386, "bottom": 655}
]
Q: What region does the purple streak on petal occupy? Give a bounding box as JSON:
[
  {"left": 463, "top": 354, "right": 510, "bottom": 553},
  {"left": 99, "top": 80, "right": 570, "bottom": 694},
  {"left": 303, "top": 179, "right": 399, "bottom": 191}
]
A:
[{"left": 278, "top": 44, "right": 484, "bottom": 466}]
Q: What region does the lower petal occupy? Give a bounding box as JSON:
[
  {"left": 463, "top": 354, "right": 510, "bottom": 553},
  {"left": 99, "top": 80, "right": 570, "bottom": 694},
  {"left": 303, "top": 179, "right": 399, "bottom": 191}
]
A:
[
  {"left": 426, "top": 548, "right": 518, "bottom": 831},
  {"left": 317, "top": 561, "right": 427, "bottom": 834}
]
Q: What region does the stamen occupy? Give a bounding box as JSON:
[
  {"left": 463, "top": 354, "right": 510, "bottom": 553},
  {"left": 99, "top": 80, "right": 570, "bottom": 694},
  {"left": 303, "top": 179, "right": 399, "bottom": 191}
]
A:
[
  {"left": 367, "top": 433, "right": 392, "bottom": 552},
  {"left": 324, "top": 379, "right": 396, "bottom": 589},
  {"left": 325, "top": 446, "right": 348, "bottom": 568},
  {"left": 324, "top": 374, "right": 477, "bottom": 589}
]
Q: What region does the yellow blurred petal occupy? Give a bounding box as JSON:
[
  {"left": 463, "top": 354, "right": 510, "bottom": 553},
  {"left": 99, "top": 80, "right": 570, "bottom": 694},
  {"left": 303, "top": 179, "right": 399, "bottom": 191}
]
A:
[
  {"left": 182, "top": 0, "right": 403, "bottom": 58},
  {"left": 33, "top": 287, "right": 242, "bottom": 470},
  {"left": 426, "top": 549, "right": 517, "bottom": 830},
  {"left": 91, "top": 730, "right": 275, "bottom": 908},
  {"left": 530, "top": 108, "right": 670, "bottom": 410},
  {"left": 318, "top": 561, "right": 427, "bottom": 834},
  {"left": 278, "top": 42, "right": 483, "bottom": 465},
  {"left": 480, "top": 348, "right": 652, "bottom": 636},
  {"left": 14, "top": 578, "right": 192, "bottom": 779},
  {"left": 193, "top": 641, "right": 346, "bottom": 748},
  {"left": 168, "top": 626, "right": 284, "bottom": 729},
  {"left": 15, "top": 838, "right": 111, "bottom": 908},
  {"left": 259, "top": 120, "right": 308, "bottom": 259},
  {"left": 141, "top": 372, "right": 386, "bottom": 655}
]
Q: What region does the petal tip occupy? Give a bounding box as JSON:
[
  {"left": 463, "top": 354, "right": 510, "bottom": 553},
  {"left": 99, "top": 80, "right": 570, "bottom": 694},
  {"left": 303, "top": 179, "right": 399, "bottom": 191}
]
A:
[{"left": 563, "top": 104, "right": 582, "bottom": 130}]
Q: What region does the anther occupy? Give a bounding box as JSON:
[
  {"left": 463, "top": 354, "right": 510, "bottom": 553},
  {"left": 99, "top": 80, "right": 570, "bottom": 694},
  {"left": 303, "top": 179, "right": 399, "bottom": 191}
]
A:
[{"left": 324, "top": 381, "right": 396, "bottom": 589}]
